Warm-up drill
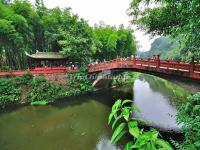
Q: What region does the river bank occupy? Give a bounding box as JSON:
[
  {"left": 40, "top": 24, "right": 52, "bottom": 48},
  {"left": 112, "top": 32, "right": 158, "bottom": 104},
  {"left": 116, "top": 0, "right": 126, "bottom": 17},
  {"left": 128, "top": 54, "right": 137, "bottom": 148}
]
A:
[{"left": 0, "top": 68, "right": 93, "bottom": 108}]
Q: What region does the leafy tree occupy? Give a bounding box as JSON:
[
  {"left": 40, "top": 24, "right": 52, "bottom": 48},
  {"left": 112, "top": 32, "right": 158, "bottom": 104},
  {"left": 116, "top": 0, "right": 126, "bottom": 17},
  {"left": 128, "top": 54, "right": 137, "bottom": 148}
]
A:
[
  {"left": 93, "top": 25, "right": 117, "bottom": 60},
  {"left": 0, "top": 0, "right": 35, "bottom": 69},
  {"left": 128, "top": 0, "right": 200, "bottom": 60},
  {"left": 42, "top": 8, "right": 62, "bottom": 52},
  {"left": 59, "top": 12, "right": 94, "bottom": 64},
  {"left": 93, "top": 24, "right": 136, "bottom": 61}
]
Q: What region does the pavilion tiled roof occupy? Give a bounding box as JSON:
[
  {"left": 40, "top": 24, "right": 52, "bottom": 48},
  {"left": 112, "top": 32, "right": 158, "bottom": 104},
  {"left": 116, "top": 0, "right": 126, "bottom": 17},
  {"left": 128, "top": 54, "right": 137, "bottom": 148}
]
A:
[{"left": 25, "top": 52, "right": 67, "bottom": 60}]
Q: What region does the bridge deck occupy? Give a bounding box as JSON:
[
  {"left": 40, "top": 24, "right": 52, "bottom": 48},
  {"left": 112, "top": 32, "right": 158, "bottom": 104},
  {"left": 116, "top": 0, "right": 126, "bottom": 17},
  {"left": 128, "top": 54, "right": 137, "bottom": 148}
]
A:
[{"left": 88, "top": 58, "right": 200, "bottom": 80}]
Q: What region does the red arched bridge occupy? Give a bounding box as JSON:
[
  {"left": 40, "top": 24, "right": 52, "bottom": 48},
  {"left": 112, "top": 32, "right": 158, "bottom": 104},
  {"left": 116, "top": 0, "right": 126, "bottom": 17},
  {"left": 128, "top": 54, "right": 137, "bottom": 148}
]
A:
[{"left": 0, "top": 56, "right": 200, "bottom": 80}]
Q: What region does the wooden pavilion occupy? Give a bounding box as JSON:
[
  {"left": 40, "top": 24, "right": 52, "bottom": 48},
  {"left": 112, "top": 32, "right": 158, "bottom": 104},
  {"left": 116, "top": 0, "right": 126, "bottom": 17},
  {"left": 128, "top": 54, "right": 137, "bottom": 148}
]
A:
[{"left": 25, "top": 51, "right": 68, "bottom": 67}]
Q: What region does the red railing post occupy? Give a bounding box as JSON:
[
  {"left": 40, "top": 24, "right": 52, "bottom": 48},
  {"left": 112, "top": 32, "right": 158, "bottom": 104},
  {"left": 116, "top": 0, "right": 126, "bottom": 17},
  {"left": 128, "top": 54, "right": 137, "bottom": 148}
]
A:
[
  {"left": 156, "top": 55, "right": 160, "bottom": 69},
  {"left": 133, "top": 55, "right": 136, "bottom": 65},
  {"left": 190, "top": 56, "right": 195, "bottom": 75}
]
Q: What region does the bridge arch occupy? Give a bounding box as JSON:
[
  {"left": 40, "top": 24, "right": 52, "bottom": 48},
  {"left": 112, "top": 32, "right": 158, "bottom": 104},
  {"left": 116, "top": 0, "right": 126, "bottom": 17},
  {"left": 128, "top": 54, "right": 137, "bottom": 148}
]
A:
[
  {"left": 91, "top": 68, "right": 200, "bottom": 89},
  {"left": 88, "top": 57, "right": 200, "bottom": 82}
]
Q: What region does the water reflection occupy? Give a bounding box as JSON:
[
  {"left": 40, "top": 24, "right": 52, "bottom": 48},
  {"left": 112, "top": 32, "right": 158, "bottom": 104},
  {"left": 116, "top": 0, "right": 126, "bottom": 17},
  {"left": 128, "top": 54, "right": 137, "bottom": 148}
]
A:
[
  {"left": 133, "top": 74, "right": 188, "bottom": 131},
  {"left": 0, "top": 90, "right": 124, "bottom": 150},
  {"left": 96, "top": 135, "right": 118, "bottom": 150}
]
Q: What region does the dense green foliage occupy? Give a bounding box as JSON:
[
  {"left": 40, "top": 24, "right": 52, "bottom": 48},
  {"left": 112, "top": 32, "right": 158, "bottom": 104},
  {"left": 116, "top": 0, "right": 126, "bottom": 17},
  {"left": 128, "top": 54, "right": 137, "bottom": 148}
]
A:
[
  {"left": 61, "top": 67, "right": 92, "bottom": 97},
  {"left": 0, "top": 75, "right": 62, "bottom": 106},
  {"left": 0, "top": 78, "right": 21, "bottom": 106},
  {"left": 14, "top": 73, "right": 33, "bottom": 85},
  {"left": 93, "top": 24, "right": 136, "bottom": 61},
  {"left": 27, "top": 69, "right": 92, "bottom": 102},
  {"left": 58, "top": 15, "right": 94, "bottom": 63},
  {"left": 129, "top": 0, "right": 200, "bottom": 60},
  {"left": 69, "top": 67, "right": 92, "bottom": 91},
  {"left": 175, "top": 92, "right": 200, "bottom": 150},
  {"left": 109, "top": 99, "right": 173, "bottom": 149},
  {"left": 29, "top": 76, "right": 62, "bottom": 102}
]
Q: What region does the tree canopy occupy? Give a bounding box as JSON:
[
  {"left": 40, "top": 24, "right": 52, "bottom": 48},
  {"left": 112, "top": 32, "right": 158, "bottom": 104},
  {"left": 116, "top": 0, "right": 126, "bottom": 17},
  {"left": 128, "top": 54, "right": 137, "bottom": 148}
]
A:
[
  {"left": 93, "top": 24, "right": 136, "bottom": 61},
  {"left": 129, "top": 0, "right": 200, "bottom": 60}
]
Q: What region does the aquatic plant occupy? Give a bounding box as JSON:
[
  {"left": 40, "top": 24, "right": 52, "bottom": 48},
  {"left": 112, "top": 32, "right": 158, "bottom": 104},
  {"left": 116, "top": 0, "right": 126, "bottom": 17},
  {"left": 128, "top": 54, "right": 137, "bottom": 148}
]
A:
[
  {"left": 108, "top": 99, "right": 173, "bottom": 150},
  {"left": 31, "top": 100, "right": 48, "bottom": 106}
]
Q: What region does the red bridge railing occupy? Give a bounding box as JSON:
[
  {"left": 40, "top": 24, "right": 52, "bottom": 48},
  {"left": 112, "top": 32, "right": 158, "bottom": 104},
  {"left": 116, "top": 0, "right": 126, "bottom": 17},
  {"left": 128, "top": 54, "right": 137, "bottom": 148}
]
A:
[
  {"left": 88, "top": 56, "right": 200, "bottom": 80},
  {"left": 0, "top": 67, "right": 78, "bottom": 76},
  {"left": 0, "top": 56, "right": 200, "bottom": 80}
]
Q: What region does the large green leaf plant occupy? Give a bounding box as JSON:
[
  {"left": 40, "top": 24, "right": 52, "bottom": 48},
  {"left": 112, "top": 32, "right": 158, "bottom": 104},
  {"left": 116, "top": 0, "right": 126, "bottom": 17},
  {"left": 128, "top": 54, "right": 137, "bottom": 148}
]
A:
[{"left": 108, "top": 99, "right": 173, "bottom": 150}]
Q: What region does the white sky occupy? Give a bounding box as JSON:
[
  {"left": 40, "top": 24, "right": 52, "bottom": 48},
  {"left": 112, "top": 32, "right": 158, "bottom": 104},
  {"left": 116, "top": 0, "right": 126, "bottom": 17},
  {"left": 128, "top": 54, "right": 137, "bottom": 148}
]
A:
[{"left": 29, "top": 0, "right": 156, "bottom": 51}]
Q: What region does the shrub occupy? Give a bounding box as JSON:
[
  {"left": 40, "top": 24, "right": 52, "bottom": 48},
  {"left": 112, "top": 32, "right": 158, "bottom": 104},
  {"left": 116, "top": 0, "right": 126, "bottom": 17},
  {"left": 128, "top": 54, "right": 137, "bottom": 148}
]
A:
[
  {"left": 0, "top": 78, "right": 21, "bottom": 107},
  {"left": 59, "top": 88, "right": 82, "bottom": 97},
  {"left": 109, "top": 99, "right": 173, "bottom": 149},
  {"left": 68, "top": 67, "right": 92, "bottom": 92},
  {"left": 14, "top": 74, "right": 33, "bottom": 85},
  {"left": 176, "top": 92, "right": 200, "bottom": 150},
  {"left": 29, "top": 76, "right": 62, "bottom": 102}
]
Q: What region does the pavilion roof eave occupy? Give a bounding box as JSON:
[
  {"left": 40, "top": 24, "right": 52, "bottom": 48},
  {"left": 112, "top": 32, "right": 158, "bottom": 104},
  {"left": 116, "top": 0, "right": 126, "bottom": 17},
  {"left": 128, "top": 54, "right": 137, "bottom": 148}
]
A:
[{"left": 25, "top": 51, "right": 68, "bottom": 60}]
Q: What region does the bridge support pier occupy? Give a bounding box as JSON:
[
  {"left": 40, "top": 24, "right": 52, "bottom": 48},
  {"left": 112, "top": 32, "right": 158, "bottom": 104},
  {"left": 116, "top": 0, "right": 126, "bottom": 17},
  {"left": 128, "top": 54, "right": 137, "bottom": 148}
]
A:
[{"left": 92, "top": 70, "right": 113, "bottom": 89}]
